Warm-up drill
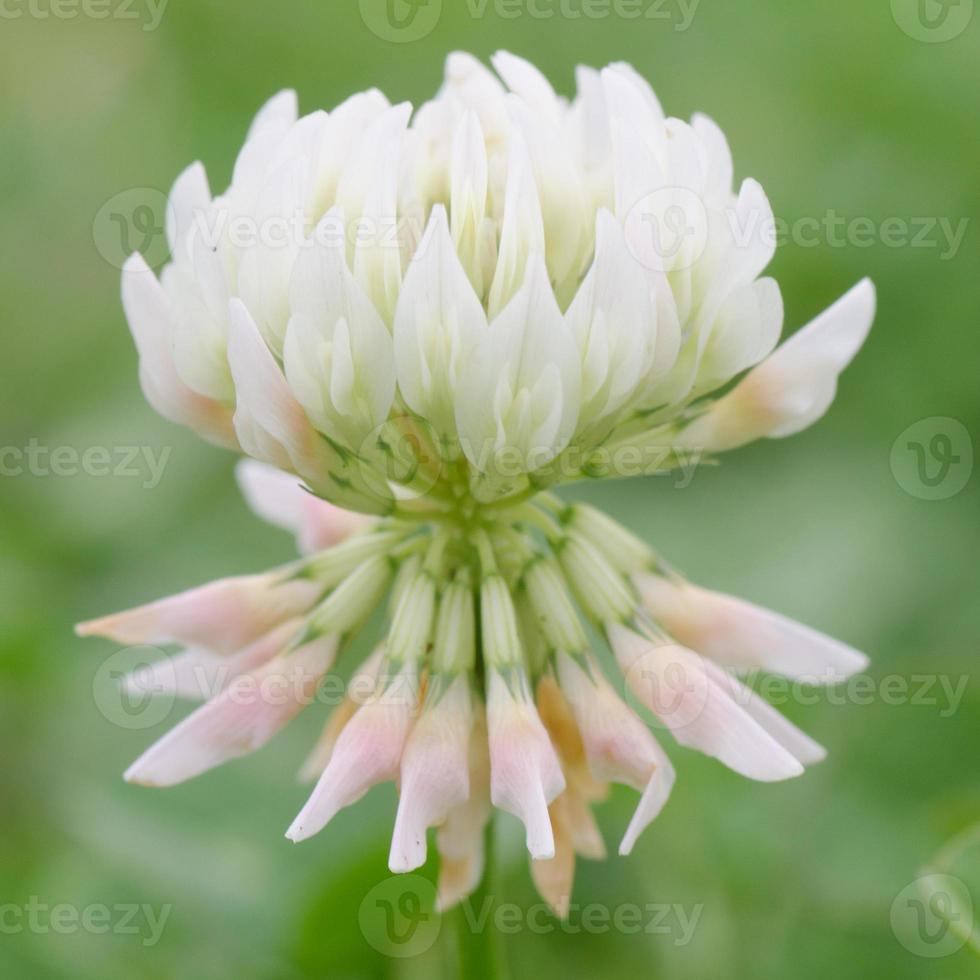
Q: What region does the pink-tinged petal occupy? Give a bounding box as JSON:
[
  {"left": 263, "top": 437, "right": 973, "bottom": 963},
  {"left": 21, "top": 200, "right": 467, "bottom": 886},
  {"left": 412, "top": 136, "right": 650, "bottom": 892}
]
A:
[
  {"left": 121, "top": 254, "right": 238, "bottom": 450},
  {"left": 286, "top": 659, "right": 419, "bottom": 843},
  {"left": 486, "top": 669, "right": 565, "bottom": 859},
  {"left": 123, "top": 632, "right": 338, "bottom": 787},
  {"left": 436, "top": 704, "right": 491, "bottom": 912},
  {"left": 227, "top": 299, "right": 334, "bottom": 491},
  {"left": 76, "top": 571, "right": 319, "bottom": 655},
  {"left": 235, "top": 460, "right": 374, "bottom": 555},
  {"left": 609, "top": 624, "right": 804, "bottom": 783},
  {"left": 297, "top": 646, "right": 385, "bottom": 783},
  {"left": 121, "top": 620, "right": 300, "bottom": 702},
  {"left": 554, "top": 651, "right": 675, "bottom": 854},
  {"left": 620, "top": 753, "right": 676, "bottom": 857},
  {"left": 701, "top": 660, "right": 826, "bottom": 766},
  {"left": 555, "top": 651, "right": 661, "bottom": 790},
  {"left": 677, "top": 279, "right": 875, "bottom": 452},
  {"left": 389, "top": 673, "right": 474, "bottom": 873},
  {"left": 632, "top": 571, "right": 868, "bottom": 682}
]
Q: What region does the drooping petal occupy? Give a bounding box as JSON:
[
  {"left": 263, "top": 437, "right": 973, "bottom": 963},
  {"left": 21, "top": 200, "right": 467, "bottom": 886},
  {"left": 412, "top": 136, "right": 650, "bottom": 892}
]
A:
[
  {"left": 555, "top": 651, "right": 675, "bottom": 853},
  {"left": 608, "top": 624, "right": 804, "bottom": 783},
  {"left": 389, "top": 673, "right": 474, "bottom": 872},
  {"left": 123, "top": 632, "right": 338, "bottom": 787},
  {"left": 76, "top": 571, "right": 319, "bottom": 655},
  {"left": 120, "top": 619, "right": 299, "bottom": 702},
  {"left": 486, "top": 668, "right": 565, "bottom": 859},
  {"left": 632, "top": 571, "right": 868, "bottom": 682},
  {"left": 286, "top": 659, "right": 419, "bottom": 843},
  {"left": 235, "top": 460, "right": 374, "bottom": 554},
  {"left": 297, "top": 646, "right": 386, "bottom": 782},
  {"left": 436, "top": 703, "right": 491, "bottom": 911}
]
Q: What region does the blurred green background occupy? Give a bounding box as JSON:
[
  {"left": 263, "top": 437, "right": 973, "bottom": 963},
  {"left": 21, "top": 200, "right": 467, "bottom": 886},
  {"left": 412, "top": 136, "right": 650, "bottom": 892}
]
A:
[{"left": 1, "top": 1, "right": 978, "bottom": 977}]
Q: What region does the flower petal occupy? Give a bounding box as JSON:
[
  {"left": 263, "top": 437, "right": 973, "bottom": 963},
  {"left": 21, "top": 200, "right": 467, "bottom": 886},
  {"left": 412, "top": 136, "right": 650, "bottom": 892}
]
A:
[
  {"left": 235, "top": 460, "right": 373, "bottom": 554},
  {"left": 389, "top": 673, "right": 474, "bottom": 873},
  {"left": 75, "top": 571, "right": 319, "bottom": 655},
  {"left": 121, "top": 254, "right": 238, "bottom": 449},
  {"left": 286, "top": 659, "right": 419, "bottom": 842},
  {"left": 632, "top": 571, "right": 868, "bottom": 682},
  {"left": 486, "top": 669, "right": 565, "bottom": 859},
  {"left": 124, "top": 632, "right": 337, "bottom": 787},
  {"left": 677, "top": 279, "right": 876, "bottom": 451},
  {"left": 609, "top": 624, "right": 804, "bottom": 783}
]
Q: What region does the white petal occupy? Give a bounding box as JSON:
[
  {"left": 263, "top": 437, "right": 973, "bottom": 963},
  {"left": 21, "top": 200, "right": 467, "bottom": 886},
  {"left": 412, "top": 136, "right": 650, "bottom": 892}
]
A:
[
  {"left": 457, "top": 256, "right": 580, "bottom": 474},
  {"left": 486, "top": 130, "right": 545, "bottom": 320},
  {"left": 227, "top": 298, "right": 338, "bottom": 489},
  {"left": 566, "top": 210, "right": 657, "bottom": 425},
  {"left": 121, "top": 254, "right": 238, "bottom": 449},
  {"left": 166, "top": 161, "right": 211, "bottom": 267},
  {"left": 284, "top": 208, "right": 396, "bottom": 451},
  {"left": 394, "top": 206, "right": 488, "bottom": 437},
  {"left": 677, "top": 279, "right": 876, "bottom": 451}
]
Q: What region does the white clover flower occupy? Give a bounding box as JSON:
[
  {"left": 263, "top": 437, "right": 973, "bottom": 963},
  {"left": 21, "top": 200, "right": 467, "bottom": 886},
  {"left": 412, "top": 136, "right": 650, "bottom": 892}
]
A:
[{"left": 79, "top": 52, "right": 875, "bottom": 915}]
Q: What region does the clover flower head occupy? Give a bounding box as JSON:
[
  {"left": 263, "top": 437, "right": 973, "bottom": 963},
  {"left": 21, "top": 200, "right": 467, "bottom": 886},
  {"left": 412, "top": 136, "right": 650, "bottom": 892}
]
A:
[{"left": 79, "top": 51, "right": 874, "bottom": 914}]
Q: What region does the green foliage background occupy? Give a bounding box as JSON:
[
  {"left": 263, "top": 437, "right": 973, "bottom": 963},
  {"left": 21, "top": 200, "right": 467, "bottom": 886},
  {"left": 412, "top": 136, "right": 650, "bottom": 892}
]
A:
[{"left": 1, "top": 1, "right": 978, "bottom": 977}]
